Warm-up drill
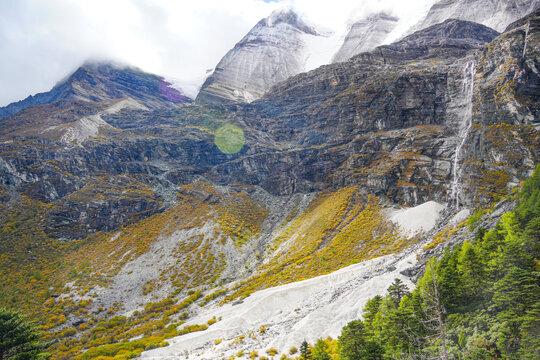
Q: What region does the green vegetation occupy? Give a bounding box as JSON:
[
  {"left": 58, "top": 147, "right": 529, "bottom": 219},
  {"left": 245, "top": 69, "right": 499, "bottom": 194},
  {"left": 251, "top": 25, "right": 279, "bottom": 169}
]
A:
[
  {"left": 42, "top": 292, "right": 208, "bottom": 359},
  {"left": 199, "top": 289, "right": 228, "bottom": 306},
  {"left": 0, "top": 308, "right": 50, "bottom": 359},
  {"left": 467, "top": 209, "right": 484, "bottom": 231},
  {"left": 80, "top": 337, "right": 169, "bottom": 360},
  {"left": 216, "top": 190, "right": 268, "bottom": 247},
  {"left": 1, "top": 144, "right": 536, "bottom": 360},
  {"left": 300, "top": 165, "right": 540, "bottom": 359},
  {"left": 312, "top": 339, "right": 332, "bottom": 360},
  {"left": 299, "top": 340, "right": 311, "bottom": 360}
]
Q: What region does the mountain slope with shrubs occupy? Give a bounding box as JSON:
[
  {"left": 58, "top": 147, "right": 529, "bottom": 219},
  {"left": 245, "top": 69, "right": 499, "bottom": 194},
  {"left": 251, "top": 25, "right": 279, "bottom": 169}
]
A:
[
  {"left": 0, "top": 6, "right": 538, "bottom": 360},
  {"left": 302, "top": 165, "right": 539, "bottom": 360}
]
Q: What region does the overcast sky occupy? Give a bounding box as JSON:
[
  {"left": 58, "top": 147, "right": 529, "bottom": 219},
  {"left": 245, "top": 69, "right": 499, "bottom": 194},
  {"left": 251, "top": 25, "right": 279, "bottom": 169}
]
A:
[{"left": 0, "top": 0, "right": 435, "bottom": 106}]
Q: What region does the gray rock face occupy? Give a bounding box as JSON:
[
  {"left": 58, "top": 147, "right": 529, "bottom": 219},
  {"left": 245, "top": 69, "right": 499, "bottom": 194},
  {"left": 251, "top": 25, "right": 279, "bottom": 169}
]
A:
[
  {"left": 374, "top": 19, "right": 500, "bottom": 63},
  {"left": 195, "top": 9, "right": 320, "bottom": 105},
  {"left": 44, "top": 175, "right": 164, "bottom": 240},
  {"left": 332, "top": 12, "right": 399, "bottom": 63},
  {"left": 225, "top": 18, "right": 538, "bottom": 205},
  {"left": 1, "top": 14, "right": 538, "bottom": 239},
  {"left": 410, "top": 0, "right": 540, "bottom": 33}
]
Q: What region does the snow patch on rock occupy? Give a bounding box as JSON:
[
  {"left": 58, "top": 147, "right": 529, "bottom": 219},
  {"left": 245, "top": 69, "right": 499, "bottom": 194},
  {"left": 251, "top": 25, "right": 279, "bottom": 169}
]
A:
[
  {"left": 409, "top": 0, "right": 540, "bottom": 34},
  {"left": 388, "top": 201, "right": 446, "bottom": 237},
  {"left": 196, "top": 9, "right": 326, "bottom": 104},
  {"left": 61, "top": 98, "right": 147, "bottom": 145},
  {"left": 303, "top": 30, "right": 345, "bottom": 70},
  {"left": 333, "top": 12, "right": 399, "bottom": 63}
]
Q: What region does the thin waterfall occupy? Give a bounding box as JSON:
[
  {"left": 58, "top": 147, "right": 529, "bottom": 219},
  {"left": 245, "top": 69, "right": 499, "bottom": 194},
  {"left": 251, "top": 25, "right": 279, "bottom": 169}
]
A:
[
  {"left": 523, "top": 21, "right": 530, "bottom": 58},
  {"left": 449, "top": 60, "right": 475, "bottom": 209}
]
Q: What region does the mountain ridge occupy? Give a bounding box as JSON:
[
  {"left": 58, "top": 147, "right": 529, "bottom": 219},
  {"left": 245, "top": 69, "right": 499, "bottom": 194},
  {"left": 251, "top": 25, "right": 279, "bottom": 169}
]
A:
[{"left": 0, "top": 62, "right": 189, "bottom": 119}]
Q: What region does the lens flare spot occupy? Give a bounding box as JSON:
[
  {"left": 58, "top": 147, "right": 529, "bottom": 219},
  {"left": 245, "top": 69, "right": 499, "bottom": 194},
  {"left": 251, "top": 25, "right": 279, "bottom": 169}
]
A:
[{"left": 214, "top": 124, "right": 245, "bottom": 154}]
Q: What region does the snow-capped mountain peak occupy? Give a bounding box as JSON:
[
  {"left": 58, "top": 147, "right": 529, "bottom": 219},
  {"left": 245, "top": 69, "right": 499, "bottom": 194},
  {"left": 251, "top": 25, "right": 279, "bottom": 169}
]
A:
[
  {"left": 264, "top": 8, "right": 318, "bottom": 35},
  {"left": 196, "top": 9, "right": 324, "bottom": 105},
  {"left": 409, "top": 0, "right": 540, "bottom": 33},
  {"left": 332, "top": 12, "right": 400, "bottom": 63}
]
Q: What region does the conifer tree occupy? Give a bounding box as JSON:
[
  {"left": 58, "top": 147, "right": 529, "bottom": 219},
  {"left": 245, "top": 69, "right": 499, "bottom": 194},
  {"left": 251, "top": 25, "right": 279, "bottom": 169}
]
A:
[
  {"left": 338, "top": 320, "right": 383, "bottom": 360},
  {"left": 436, "top": 250, "right": 462, "bottom": 312},
  {"left": 419, "top": 263, "right": 448, "bottom": 360},
  {"left": 362, "top": 295, "right": 382, "bottom": 331},
  {"left": 299, "top": 340, "right": 311, "bottom": 360},
  {"left": 457, "top": 242, "right": 485, "bottom": 306},
  {"left": 0, "top": 308, "right": 50, "bottom": 360},
  {"left": 387, "top": 278, "right": 409, "bottom": 304}
]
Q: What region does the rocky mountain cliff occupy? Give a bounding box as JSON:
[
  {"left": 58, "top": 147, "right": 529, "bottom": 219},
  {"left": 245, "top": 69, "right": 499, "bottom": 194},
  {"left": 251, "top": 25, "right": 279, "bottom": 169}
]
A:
[
  {"left": 0, "top": 15, "right": 537, "bottom": 239},
  {"left": 332, "top": 12, "right": 399, "bottom": 63},
  {"left": 411, "top": 0, "right": 540, "bottom": 33},
  {"left": 218, "top": 17, "right": 537, "bottom": 207},
  {"left": 196, "top": 9, "right": 321, "bottom": 105}
]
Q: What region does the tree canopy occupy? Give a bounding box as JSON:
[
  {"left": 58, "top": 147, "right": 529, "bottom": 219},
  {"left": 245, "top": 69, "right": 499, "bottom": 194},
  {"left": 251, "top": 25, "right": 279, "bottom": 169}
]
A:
[{"left": 0, "top": 308, "right": 49, "bottom": 360}]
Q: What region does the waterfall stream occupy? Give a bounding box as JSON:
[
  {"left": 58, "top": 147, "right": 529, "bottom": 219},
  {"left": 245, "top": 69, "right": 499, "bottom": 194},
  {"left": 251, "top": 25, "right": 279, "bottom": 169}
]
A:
[
  {"left": 449, "top": 61, "right": 476, "bottom": 209},
  {"left": 523, "top": 21, "right": 530, "bottom": 58}
]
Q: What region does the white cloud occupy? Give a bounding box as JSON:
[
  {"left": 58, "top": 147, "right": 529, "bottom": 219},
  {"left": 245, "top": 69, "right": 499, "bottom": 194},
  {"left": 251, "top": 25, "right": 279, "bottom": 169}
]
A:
[{"left": 0, "top": 0, "right": 435, "bottom": 105}]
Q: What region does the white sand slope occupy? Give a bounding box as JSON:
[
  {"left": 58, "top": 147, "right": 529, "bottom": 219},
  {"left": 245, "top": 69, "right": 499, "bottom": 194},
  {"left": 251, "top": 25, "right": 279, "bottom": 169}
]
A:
[
  {"left": 61, "top": 98, "right": 147, "bottom": 145},
  {"left": 104, "top": 97, "right": 148, "bottom": 114},
  {"left": 141, "top": 247, "right": 422, "bottom": 359},
  {"left": 61, "top": 114, "right": 110, "bottom": 145}
]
